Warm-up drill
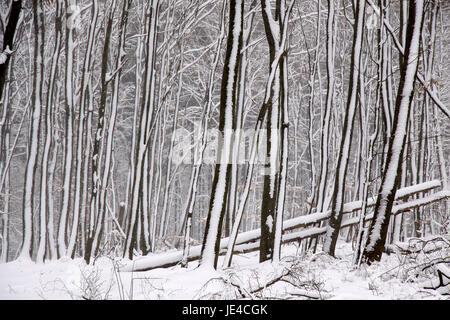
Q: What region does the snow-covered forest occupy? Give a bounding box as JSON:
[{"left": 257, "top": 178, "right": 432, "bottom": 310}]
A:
[{"left": 0, "top": 0, "right": 449, "bottom": 300}]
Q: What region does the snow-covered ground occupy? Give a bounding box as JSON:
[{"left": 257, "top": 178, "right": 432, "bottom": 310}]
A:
[{"left": 0, "top": 240, "right": 448, "bottom": 300}]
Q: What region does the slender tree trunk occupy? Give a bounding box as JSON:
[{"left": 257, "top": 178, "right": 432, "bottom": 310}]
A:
[
  {"left": 200, "top": 0, "right": 243, "bottom": 269},
  {"left": 68, "top": 0, "right": 99, "bottom": 258},
  {"left": 58, "top": 0, "right": 77, "bottom": 258},
  {"left": 19, "top": 0, "right": 44, "bottom": 261},
  {"left": 362, "top": 0, "right": 424, "bottom": 264},
  {"left": 0, "top": 0, "right": 22, "bottom": 102},
  {"left": 316, "top": 0, "right": 335, "bottom": 214},
  {"left": 222, "top": 106, "right": 268, "bottom": 267},
  {"left": 179, "top": 2, "right": 227, "bottom": 263},
  {"left": 259, "top": 0, "right": 281, "bottom": 263},
  {"left": 224, "top": 3, "right": 256, "bottom": 249},
  {"left": 0, "top": 65, "right": 12, "bottom": 262},
  {"left": 323, "top": 0, "right": 365, "bottom": 257},
  {"left": 124, "top": 0, "right": 160, "bottom": 259},
  {"left": 273, "top": 0, "right": 293, "bottom": 262},
  {"left": 258, "top": 0, "right": 294, "bottom": 262},
  {"left": 47, "top": 119, "right": 59, "bottom": 260},
  {"left": 38, "top": 0, "right": 63, "bottom": 263},
  {"left": 85, "top": 0, "right": 117, "bottom": 264},
  {"left": 273, "top": 52, "right": 289, "bottom": 263}
]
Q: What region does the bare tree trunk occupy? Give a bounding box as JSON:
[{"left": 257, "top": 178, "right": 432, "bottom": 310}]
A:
[
  {"left": 362, "top": 0, "right": 424, "bottom": 264},
  {"left": 0, "top": 62, "right": 13, "bottom": 262},
  {"left": 316, "top": 0, "right": 335, "bottom": 214},
  {"left": 68, "top": 0, "right": 99, "bottom": 258},
  {"left": 123, "top": 0, "right": 146, "bottom": 241},
  {"left": 223, "top": 3, "right": 256, "bottom": 259},
  {"left": 124, "top": 0, "right": 160, "bottom": 259},
  {"left": 19, "top": 0, "right": 44, "bottom": 261},
  {"left": 273, "top": 52, "right": 289, "bottom": 263},
  {"left": 0, "top": 6, "right": 21, "bottom": 260},
  {"left": 160, "top": 39, "right": 184, "bottom": 239},
  {"left": 38, "top": 0, "right": 63, "bottom": 263},
  {"left": 259, "top": 0, "right": 280, "bottom": 263},
  {"left": 354, "top": 74, "right": 380, "bottom": 266},
  {"left": 258, "top": 0, "right": 294, "bottom": 262},
  {"left": 273, "top": 0, "right": 294, "bottom": 263},
  {"left": 180, "top": 2, "right": 227, "bottom": 265},
  {"left": 85, "top": 0, "right": 117, "bottom": 264},
  {"left": 58, "top": 0, "right": 77, "bottom": 258},
  {"left": 323, "top": 0, "right": 365, "bottom": 257},
  {"left": 200, "top": 0, "right": 243, "bottom": 269},
  {"left": 0, "top": 0, "right": 22, "bottom": 102}
]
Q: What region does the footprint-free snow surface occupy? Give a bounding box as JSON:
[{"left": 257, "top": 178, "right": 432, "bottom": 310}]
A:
[{"left": 0, "top": 241, "right": 448, "bottom": 300}]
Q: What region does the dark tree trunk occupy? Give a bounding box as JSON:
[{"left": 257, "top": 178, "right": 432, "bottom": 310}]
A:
[
  {"left": 85, "top": 2, "right": 115, "bottom": 264},
  {"left": 323, "top": 0, "right": 365, "bottom": 256},
  {"left": 259, "top": 0, "right": 280, "bottom": 263},
  {"left": 362, "top": 0, "right": 425, "bottom": 264},
  {"left": 200, "top": 0, "right": 243, "bottom": 269},
  {"left": 0, "top": 0, "right": 22, "bottom": 101}
]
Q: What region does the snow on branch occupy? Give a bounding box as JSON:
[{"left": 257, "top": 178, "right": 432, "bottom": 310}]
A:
[{"left": 0, "top": 46, "right": 13, "bottom": 65}]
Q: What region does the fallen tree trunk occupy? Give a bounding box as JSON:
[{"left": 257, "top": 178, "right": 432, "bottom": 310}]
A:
[
  {"left": 120, "top": 182, "right": 446, "bottom": 272},
  {"left": 234, "top": 190, "right": 450, "bottom": 254}
]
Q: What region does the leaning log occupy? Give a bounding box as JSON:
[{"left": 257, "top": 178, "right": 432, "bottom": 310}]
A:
[{"left": 120, "top": 182, "right": 446, "bottom": 272}]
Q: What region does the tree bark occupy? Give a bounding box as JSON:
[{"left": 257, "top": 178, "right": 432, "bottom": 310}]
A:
[
  {"left": 19, "top": 0, "right": 44, "bottom": 261},
  {"left": 323, "top": 0, "right": 365, "bottom": 257},
  {"left": 362, "top": 0, "right": 425, "bottom": 264},
  {"left": 0, "top": 0, "right": 22, "bottom": 102},
  {"left": 200, "top": 0, "right": 243, "bottom": 269}
]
